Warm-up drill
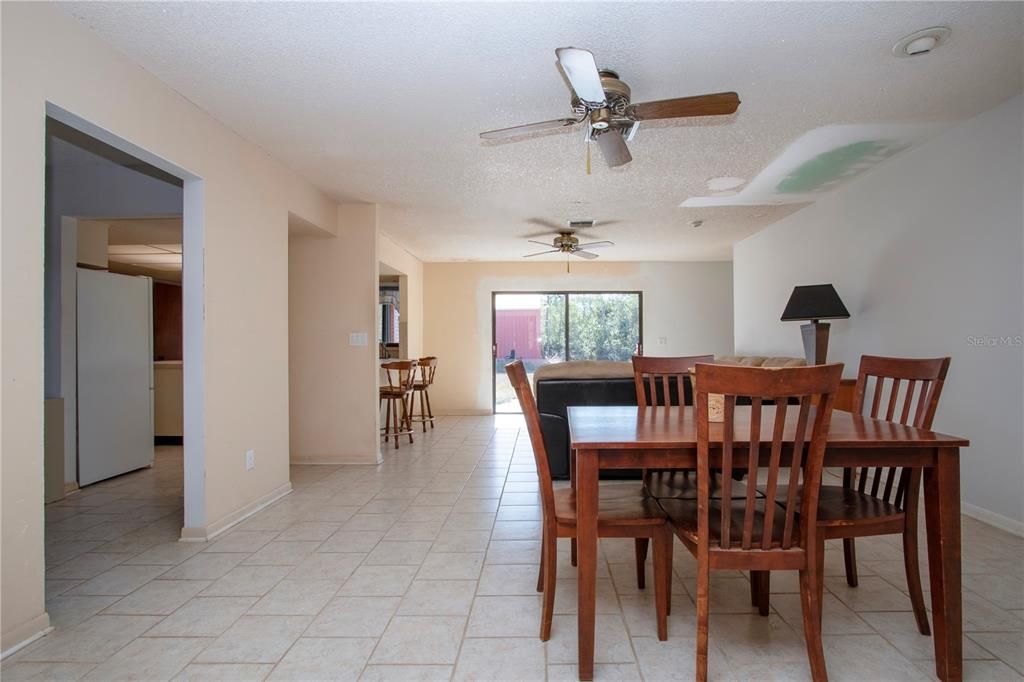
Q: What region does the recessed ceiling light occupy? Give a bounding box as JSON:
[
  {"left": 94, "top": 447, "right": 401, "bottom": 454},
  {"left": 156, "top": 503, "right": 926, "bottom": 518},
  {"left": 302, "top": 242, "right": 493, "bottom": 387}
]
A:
[
  {"left": 706, "top": 176, "right": 746, "bottom": 191},
  {"left": 893, "top": 27, "right": 951, "bottom": 58}
]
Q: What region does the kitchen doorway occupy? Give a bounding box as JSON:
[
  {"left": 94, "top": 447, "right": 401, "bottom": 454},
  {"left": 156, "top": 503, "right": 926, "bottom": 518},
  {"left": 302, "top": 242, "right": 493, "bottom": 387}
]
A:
[{"left": 42, "top": 104, "right": 206, "bottom": 539}]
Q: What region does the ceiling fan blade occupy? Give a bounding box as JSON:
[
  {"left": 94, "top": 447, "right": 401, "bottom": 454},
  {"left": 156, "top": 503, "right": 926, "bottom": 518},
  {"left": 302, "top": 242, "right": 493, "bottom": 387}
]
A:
[
  {"left": 480, "top": 118, "right": 578, "bottom": 140},
  {"left": 524, "top": 249, "right": 560, "bottom": 258},
  {"left": 526, "top": 218, "right": 566, "bottom": 232},
  {"left": 626, "top": 92, "right": 740, "bottom": 121},
  {"left": 527, "top": 240, "right": 555, "bottom": 247},
  {"left": 572, "top": 250, "right": 600, "bottom": 260},
  {"left": 576, "top": 241, "right": 614, "bottom": 249},
  {"left": 595, "top": 131, "right": 632, "bottom": 168},
  {"left": 555, "top": 47, "right": 606, "bottom": 104}
]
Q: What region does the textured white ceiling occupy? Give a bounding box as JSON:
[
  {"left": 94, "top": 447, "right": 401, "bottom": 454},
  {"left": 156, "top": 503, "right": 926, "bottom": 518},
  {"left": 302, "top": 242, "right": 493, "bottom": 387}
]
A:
[{"left": 60, "top": 2, "right": 1022, "bottom": 261}]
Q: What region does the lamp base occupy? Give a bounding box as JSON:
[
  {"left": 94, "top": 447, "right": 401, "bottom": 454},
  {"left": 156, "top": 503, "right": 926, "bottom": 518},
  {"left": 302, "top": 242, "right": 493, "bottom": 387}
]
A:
[{"left": 800, "top": 322, "right": 831, "bottom": 365}]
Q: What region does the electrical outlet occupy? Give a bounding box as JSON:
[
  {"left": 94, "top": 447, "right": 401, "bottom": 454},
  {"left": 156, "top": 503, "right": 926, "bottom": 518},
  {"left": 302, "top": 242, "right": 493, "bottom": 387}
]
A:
[
  {"left": 658, "top": 336, "right": 668, "bottom": 346},
  {"left": 245, "top": 449, "right": 255, "bottom": 471}
]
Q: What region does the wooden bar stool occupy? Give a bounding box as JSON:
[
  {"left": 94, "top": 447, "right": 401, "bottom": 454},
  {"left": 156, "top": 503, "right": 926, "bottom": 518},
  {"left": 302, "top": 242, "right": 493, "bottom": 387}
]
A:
[
  {"left": 380, "top": 360, "right": 416, "bottom": 449},
  {"left": 411, "top": 356, "right": 437, "bottom": 432}
]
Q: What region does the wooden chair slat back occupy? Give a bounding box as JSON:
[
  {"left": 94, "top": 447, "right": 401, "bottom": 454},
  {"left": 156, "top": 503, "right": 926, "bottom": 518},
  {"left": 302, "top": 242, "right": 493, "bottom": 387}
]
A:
[
  {"left": 417, "top": 357, "right": 438, "bottom": 385},
  {"left": 632, "top": 355, "right": 714, "bottom": 407},
  {"left": 505, "top": 361, "right": 556, "bottom": 522},
  {"left": 848, "top": 356, "right": 950, "bottom": 507},
  {"left": 382, "top": 360, "right": 417, "bottom": 393},
  {"left": 694, "top": 362, "right": 842, "bottom": 552}
]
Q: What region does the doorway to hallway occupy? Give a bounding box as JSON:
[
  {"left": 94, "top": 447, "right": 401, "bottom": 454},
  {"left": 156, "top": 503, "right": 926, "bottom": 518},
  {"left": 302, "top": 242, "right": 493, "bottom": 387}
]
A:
[{"left": 42, "top": 105, "right": 206, "bottom": 541}]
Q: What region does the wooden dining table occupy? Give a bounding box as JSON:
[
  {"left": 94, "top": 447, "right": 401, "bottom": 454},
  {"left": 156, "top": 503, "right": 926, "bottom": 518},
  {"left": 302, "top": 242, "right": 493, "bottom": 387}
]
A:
[{"left": 567, "top": 404, "right": 970, "bottom": 682}]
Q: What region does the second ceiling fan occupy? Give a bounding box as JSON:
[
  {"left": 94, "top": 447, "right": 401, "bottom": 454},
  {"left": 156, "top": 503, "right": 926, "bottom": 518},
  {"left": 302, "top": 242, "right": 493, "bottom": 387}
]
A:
[{"left": 480, "top": 47, "right": 740, "bottom": 168}]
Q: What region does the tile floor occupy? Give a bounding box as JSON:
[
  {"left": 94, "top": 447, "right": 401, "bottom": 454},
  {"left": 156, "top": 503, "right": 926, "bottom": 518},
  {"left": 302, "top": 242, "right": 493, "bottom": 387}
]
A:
[{"left": 3, "top": 416, "right": 1023, "bottom": 681}]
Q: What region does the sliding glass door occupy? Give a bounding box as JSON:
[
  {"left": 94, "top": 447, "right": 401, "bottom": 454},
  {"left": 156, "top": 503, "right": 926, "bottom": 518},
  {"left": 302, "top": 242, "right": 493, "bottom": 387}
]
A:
[{"left": 493, "top": 291, "right": 642, "bottom": 413}]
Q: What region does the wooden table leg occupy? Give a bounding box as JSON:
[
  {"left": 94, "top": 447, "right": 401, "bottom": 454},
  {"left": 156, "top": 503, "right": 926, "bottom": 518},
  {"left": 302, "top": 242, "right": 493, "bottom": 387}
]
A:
[
  {"left": 576, "top": 448, "right": 599, "bottom": 681},
  {"left": 924, "top": 446, "right": 963, "bottom": 682}
]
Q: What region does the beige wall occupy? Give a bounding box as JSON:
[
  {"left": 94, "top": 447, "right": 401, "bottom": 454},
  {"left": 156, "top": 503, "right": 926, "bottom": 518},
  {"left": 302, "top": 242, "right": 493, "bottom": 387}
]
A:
[
  {"left": 734, "top": 94, "right": 1024, "bottom": 533},
  {"left": 423, "top": 261, "right": 734, "bottom": 414},
  {"left": 378, "top": 230, "right": 424, "bottom": 360},
  {"left": 289, "top": 205, "right": 382, "bottom": 465},
  {"left": 1, "top": 3, "right": 338, "bottom": 651}
]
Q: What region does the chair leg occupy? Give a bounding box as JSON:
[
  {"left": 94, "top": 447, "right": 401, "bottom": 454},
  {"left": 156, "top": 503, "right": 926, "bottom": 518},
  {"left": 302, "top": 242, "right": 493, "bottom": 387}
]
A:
[
  {"left": 816, "top": 537, "right": 826, "bottom": 628},
  {"left": 635, "top": 538, "right": 649, "bottom": 590},
  {"left": 843, "top": 538, "right": 858, "bottom": 587},
  {"left": 751, "top": 571, "right": 770, "bottom": 616},
  {"left": 392, "top": 398, "right": 400, "bottom": 450},
  {"left": 570, "top": 538, "right": 577, "bottom": 567},
  {"left": 424, "top": 388, "right": 434, "bottom": 428},
  {"left": 664, "top": 534, "right": 673, "bottom": 617},
  {"left": 540, "top": 530, "right": 556, "bottom": 641},
  {"left": 903, "top": 523, "right": 931, "bottom": 636},
  {"left": 536, "top": 535, "right": 545, "bottom": 593},
  {"left": 799, "top": 564, "right": 829, "bottom": 682},
  {"left": 383, "top": 397, "right": 392, "bottom": 442},
  {"left": 402, "top": 394, "right": 414, "bottom": 444},
  {"left": 695, "top": 550, "right": 710, "bottom": 682},
  {"left": 652, "top": 528, "right": 671, "bottom": 641},
  {"left": 419, "top": 390, "right": 427, "bottom": 433}
]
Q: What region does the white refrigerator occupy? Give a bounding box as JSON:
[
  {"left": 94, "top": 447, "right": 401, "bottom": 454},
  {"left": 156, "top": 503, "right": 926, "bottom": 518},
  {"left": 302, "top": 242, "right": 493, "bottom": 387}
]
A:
[{"left": 77, "top": 268, "right": 154, "bottom": 485}]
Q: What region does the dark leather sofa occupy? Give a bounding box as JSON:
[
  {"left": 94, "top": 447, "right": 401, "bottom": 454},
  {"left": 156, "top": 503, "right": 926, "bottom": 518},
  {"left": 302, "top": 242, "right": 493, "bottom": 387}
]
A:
[{"left": 536, "top": 371, "right": 693, "bottom": 480}]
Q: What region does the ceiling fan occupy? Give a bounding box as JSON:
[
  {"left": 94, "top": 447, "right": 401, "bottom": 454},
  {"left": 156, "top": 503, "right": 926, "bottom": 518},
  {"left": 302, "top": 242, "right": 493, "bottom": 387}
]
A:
[
  {"left": 524, "top": 231, "right": 614, "bottom": 261},
  {"left": 480, "top": 47, "right": 740, "bottom": 169}
]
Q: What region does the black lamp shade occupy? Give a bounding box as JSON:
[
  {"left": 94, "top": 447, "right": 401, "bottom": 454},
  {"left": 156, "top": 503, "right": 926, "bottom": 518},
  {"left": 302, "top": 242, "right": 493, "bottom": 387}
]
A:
[{"left": 781, "top": 284, "right": 850, "bottom": 322}]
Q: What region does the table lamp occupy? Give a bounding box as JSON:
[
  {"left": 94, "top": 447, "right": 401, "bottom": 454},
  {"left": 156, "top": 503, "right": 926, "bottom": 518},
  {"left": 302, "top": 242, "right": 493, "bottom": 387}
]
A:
[{"left": 781, "top": 284, "right": 850, "bottom": 365}]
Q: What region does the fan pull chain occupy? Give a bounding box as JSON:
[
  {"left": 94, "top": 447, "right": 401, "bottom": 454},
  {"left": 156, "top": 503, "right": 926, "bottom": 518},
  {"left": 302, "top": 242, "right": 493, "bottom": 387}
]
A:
[{"left": 586, "top": 142, "right": 591, "bottom": 175}]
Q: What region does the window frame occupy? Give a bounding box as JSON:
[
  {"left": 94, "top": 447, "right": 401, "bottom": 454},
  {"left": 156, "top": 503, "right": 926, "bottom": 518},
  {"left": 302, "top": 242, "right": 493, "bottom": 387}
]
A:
[{"left": 491, "top": 290, "right": 644, "bottom": 413}]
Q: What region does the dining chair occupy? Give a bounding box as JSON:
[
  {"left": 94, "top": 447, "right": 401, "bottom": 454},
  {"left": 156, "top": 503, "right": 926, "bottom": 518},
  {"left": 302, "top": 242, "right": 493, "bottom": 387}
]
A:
[
  {"left": 380, "top": 360, "right": 416, "bottom": 449},
  {"left": 632, "top": 354, "right": 715, "bottom": 500},
  {"left": 411, "top": 356, "right": 437, "bottom": 432},
  {"left": 505, "top": 360, "right": 673, "bottom": 641},
  {"left": 659, "top": 362, "right": 842, "bottom": 682},
  {"left": 766, "top": 355, "right": 950, "bottom": 635}
]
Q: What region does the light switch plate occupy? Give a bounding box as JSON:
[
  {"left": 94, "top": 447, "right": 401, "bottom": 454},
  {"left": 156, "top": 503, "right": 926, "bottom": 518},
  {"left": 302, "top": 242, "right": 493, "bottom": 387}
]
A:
[{"left": 348, "top": 332, "right": 368, "bottom": 347}]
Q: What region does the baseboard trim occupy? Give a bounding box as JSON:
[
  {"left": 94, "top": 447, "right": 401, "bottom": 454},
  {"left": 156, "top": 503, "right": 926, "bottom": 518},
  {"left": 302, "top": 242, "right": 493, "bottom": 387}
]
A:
[
  {"left": 180, "top": 482, "right": 293, "bottom": 542},
  {"left": 435, "top": 409, "right": 492, "bottom": 416},
  {"left": 1, "top": 613, "right": 52, "bottom": 660},
  {"left": 63, "top": 481, "right": 79, "bottom": 495},
  {"left": 290, "top": 452, "right": 383, "bottom": 466},
  {"left": 962, "top": 502, "right": 1024, "bottom": 537}
]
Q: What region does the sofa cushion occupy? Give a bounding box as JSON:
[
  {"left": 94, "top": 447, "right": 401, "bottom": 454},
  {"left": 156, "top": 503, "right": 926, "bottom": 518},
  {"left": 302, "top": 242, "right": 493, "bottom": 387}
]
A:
[
  {"left": 532, "top": 360, "right": 633, "bottom": 392},
  {"left": 716, "top": 355, "right": 806, "bottom": 368}
]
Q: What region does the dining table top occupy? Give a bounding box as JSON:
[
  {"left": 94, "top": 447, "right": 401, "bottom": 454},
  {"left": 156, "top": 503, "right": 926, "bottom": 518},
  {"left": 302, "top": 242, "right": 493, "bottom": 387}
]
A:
[{"left": 567, "top": 405, "right": 970, "bottom": 450}]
